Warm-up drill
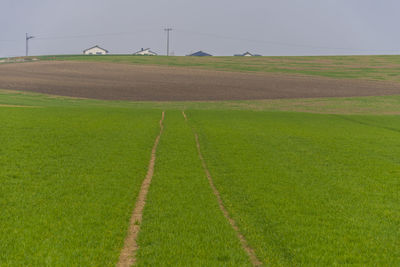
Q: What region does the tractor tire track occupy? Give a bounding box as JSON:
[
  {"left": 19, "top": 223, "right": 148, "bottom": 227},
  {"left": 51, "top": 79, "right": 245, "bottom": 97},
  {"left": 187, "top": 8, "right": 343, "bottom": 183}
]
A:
[
  {"left": 118, "top": 111, "right": 165, "bottom": 267},
  {"left": 182, "top": 111, "right": 263, "bottom": 266}
]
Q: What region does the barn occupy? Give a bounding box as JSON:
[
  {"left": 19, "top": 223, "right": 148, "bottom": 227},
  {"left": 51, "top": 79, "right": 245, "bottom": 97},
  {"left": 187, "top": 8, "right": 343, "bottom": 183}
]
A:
[
  {"left": 83, "top": 45, "right": 109, "bottom": 55},
  {"left": 187, "top": 51, "right": 212, "bottom": 56},
  {"left": 134, "top": 48, "right": 157, "bottom": 56}
]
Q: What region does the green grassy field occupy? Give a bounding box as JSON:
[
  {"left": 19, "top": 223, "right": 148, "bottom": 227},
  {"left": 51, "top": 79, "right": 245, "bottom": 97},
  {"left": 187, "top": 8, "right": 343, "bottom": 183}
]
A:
[
  {"left": 186, "top": 110, "right": 400, "bottom": 265},
  {"left": 0, "top": 104, "right": 162, "bottom": 266},
  {"left": 136, "top": 111, "right": 250, "bottom": 266},
  {"left": 3, "top": 89, "right": 400, "bottom": 115},
  {"left": 1, "top": 90, "right": 399, "bottom": 266},
  {"left": 37, "top": 54, "right": 400, "bottom": 82}
]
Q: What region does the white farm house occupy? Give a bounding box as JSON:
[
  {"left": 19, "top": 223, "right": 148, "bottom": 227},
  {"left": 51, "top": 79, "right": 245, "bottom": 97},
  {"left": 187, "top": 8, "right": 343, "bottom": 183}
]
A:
[
  {"left": 134, "top": 48, "right": 157, "bottom": 56},
  {"left": 83, "top": 45, "right": 109, "bottom": 55}
]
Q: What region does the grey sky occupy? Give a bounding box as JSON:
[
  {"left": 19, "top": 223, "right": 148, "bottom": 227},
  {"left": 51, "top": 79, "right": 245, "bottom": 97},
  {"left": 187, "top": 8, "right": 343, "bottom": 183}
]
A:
[{"left": 1, "top": 0, "right": 399, "bottom": 57}]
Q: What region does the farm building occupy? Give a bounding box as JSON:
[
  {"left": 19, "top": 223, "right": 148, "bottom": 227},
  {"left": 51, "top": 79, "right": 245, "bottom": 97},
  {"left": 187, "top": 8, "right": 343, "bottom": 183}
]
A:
[
  {"left": 83, "top": 45, "right": 109, "bottom": 55},
  {"left": 134, "top": 48, "right": 157, "bottom": 56},
  {"left": 187, "top": 51, "right": 212, "bottom": 56},
  {"left": 234, "top": 52, "right": 262, "bottom": 57}
]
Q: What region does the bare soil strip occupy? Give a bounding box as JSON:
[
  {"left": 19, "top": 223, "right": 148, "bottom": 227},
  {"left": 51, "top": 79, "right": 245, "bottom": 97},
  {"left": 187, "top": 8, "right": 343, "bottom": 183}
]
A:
[
  {"left": 2, "top": 61, "right": 400, "bottom": 101},
  {"left": 117, "top": 111, "right": 165, "bottom": 267},
  {"left": 182, "top": 111, "right": 262, "bottom": 266},
  {"left": 0, "top": 104, "right": 38, "bottom": 108}
]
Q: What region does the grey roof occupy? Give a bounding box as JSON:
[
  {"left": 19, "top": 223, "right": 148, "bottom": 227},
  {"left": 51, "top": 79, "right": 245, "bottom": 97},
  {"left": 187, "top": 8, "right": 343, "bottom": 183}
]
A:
[
  {"left": 187, "top": 51, "right": 212, "bottom": 56},
  {"left": 83, "top": 45, "right": 109, "bottom": 53}
]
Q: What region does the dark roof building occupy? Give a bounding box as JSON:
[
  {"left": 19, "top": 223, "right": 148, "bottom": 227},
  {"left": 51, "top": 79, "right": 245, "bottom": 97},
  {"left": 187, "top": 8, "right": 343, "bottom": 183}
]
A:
[{"left": 187, "top": 51, "right": 212, "bottom": 56}]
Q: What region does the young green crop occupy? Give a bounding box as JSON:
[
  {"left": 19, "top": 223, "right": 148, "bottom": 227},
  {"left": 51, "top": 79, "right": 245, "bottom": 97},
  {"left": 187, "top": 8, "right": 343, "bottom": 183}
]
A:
[
  {"left": 4, "top": 89, "right": 400, "bottom": 115},
  {"left": 136, "top": 111, "right": 250, "bottom": 266},
  {"left": 0, "top": 106, "right": 161, "bottom": 266},
  {"left": 187, "top": 110, "right": 400, "bottom": 266},
  {"left": 1, "top": 90, "right": 400, "bottom": 266},
  {"left": 37, "top": 54, "right": 400, "bottom": 83}
]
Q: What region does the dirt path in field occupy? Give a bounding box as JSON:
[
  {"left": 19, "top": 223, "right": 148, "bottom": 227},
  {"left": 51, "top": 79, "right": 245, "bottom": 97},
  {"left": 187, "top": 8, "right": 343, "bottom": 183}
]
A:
[
  {"left": 182, "top": 111, "right": 262, "bottom": 266},
  {"left": 118, "top": 111, "right": 165, "bottom": 267},
  {"left": 2, "top": 61, "right": 400, "bottom": 101}
]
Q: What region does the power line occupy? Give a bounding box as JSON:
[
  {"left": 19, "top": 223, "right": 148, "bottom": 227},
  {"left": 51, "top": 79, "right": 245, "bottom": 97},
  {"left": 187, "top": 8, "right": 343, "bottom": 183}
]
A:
[
  {"left": 33, "top": 30, "right": 153, "bottom": 41},
  {"left": 1, "top": 28, "right": 399, "bottom": 55},
  {"left": 174, "top": 28, "right": 400, "bottom": 53},
  {"left": 0, "top": 39, "right": 19, "bottom": 43}
]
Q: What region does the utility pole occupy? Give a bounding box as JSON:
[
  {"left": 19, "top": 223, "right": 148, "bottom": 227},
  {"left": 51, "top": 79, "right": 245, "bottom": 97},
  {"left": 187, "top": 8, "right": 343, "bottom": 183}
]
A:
[
  {"left": 26, "top": 33, "right": 35, "bottom": 57},
  {"left": 164, "top": 28, "right": 172, "bottom": 56}
]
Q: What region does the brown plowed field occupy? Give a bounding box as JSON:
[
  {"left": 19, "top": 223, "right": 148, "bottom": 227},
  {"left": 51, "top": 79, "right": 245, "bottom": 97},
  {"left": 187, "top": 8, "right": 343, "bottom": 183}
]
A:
[{"left": 1, "top": 61, "right": 400, "bottom": 101}]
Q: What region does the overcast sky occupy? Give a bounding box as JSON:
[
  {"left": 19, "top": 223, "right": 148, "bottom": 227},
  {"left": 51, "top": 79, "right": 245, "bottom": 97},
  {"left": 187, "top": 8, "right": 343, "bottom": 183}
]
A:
[{"left": 1, "top": 0, "right": 399, "bottom": 57}]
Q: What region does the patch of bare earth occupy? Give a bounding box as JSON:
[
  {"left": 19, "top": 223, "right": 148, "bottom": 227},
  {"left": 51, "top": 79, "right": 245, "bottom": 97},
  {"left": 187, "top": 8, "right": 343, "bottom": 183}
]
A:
[
  {"left": 118, "top": 111, "right": 165, "bottom": 267},
  {"left": 0, "top": 104, "right": 38, "bottom": 108},
  {"left": 182, "top": 111, "right": 262, "bottom": 266},
  {"left": 2, "top": 61, "right": 400, "bottom": 101}
]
